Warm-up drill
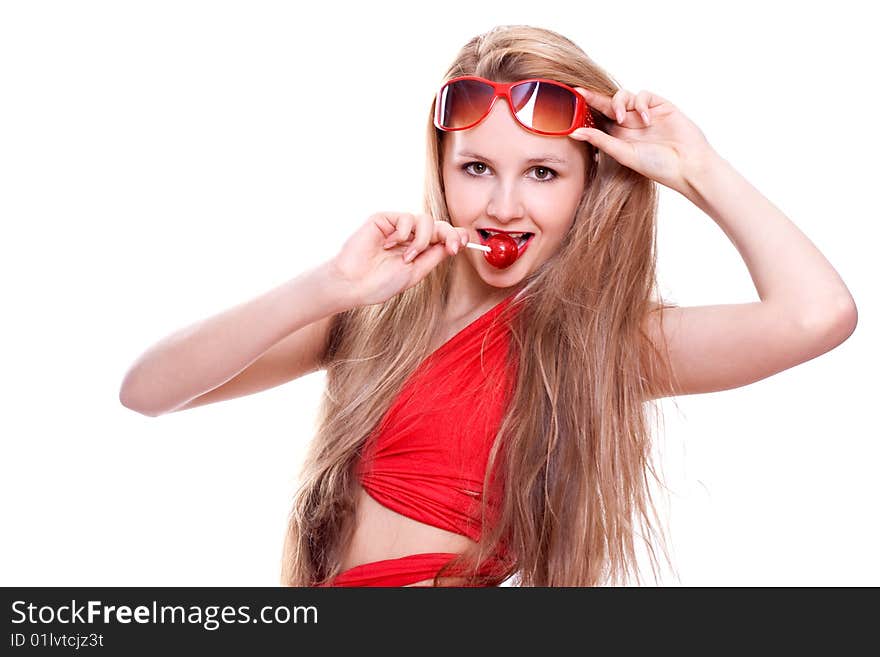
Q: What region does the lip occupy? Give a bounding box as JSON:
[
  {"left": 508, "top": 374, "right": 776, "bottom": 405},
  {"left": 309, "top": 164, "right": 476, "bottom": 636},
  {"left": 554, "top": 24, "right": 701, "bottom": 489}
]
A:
[
  {"left": 476, "top": 226, "right": 534, "bottom": 235},
  {"left": 476, "top": 230, "right": 536, "bottom": 259},
  {"left": 515, "top": 234, "right": 535, "bottom": 258}
]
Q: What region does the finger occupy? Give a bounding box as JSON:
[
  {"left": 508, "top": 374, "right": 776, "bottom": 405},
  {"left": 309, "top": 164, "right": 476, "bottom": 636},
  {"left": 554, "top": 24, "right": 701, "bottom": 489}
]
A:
[
  {"left": 380, "top": 212, "right": 415, "bottom": 250},
  {"left": 567, "top": 126, "right": 632, "bottom": 168},
  {"left": 612, "top": 88, "right": 636, "bottom": 126},
  {"left": 374, "top": 211, "right": 402, "bottom": 244},
  {"left": 635, "top": 90, "right": 657, "bottom": 126},
  {"left": 639, "top": 90, "right": 673, "bottom": 126},
  {"left": 442, "top": 222, "right": 468, "bottom": 254},
  {"left": 406, "top": 242, "right": 447, "bottom": 272},
  {"left": 575, "top": 86, "right": 633, "bottom": 126},
  {"left": 377, "top": 212, "right": 412, "bottom": 249},
  {"left": 574, "top": 87, "right": 671, "bottom": 134},
  {"left": 574, "top": 86, "right": 617, "bottom": 125},
  {"left": 403, "top": 213, "right": 434, "bottom": 263},
  {"left": 395, "top": 213, "right": 416, "bottom": 245}
]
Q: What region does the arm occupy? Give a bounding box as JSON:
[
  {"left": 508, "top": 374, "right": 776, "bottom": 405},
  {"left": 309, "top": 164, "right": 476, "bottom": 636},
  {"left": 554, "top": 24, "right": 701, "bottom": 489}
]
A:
[
  {"left": 118, "top": 261, "right": 355, "bottom": 416},
  {"left": 644, "top": 151, "right": 857, "bottom": 399}
]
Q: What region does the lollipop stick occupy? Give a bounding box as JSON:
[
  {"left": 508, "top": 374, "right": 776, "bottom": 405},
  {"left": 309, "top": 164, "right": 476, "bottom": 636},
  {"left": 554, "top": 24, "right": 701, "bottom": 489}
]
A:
[{"left": 465, "top": 242, "right": 491, "bottom": 253}]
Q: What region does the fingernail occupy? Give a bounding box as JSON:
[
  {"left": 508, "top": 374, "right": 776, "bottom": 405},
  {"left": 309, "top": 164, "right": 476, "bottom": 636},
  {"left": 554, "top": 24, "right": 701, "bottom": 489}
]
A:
[
  {"left": 453, "top": 243, "right": 459, "bottom": 254},
  {"left": 641, "top": 111, "right": 650, "bottom": 125},
  {"left": 617, "top": 111, "right": 625, "bottom": 123},
  {"left": 383, "top": 241, "right": 396, "bottom": 249},
  {"left": 404, "top": 250, "right": 415, "bottom": 262}
]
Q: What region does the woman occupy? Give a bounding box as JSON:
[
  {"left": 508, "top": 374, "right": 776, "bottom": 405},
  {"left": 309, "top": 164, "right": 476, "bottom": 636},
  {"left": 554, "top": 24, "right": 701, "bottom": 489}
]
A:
[{"left": 120, "top": 25, "right": 857, "bottom": 587}]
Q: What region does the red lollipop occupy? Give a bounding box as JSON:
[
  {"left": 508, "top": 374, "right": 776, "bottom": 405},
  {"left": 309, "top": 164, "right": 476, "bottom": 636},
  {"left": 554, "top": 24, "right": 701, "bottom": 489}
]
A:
[{"left": 484, "top": 233, "right": 519, "bottom": 268}]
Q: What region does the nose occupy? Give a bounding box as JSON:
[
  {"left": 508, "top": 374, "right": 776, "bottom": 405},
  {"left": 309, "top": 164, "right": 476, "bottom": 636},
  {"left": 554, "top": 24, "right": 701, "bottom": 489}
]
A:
[{"left": 486, "top": 181, "right": 525, "bottom": 223}]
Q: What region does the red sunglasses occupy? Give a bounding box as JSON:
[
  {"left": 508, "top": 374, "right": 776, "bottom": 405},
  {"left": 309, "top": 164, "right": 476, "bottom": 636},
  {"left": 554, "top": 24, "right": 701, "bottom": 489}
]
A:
[{"left": 434, "top": 75, "right": 596, "bottom": 136}]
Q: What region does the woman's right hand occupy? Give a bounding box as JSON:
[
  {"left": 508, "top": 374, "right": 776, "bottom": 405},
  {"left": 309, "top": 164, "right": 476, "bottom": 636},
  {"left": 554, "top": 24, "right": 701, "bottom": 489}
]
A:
[{"left": 329, "top": 212, "right": 469, "bottom": 307}]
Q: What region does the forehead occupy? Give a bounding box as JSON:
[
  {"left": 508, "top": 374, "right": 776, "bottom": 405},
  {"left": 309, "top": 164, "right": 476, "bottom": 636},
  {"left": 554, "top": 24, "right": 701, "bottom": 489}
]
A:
[{"left": 445, "top": 131, "right": 579, "bottom": 167}]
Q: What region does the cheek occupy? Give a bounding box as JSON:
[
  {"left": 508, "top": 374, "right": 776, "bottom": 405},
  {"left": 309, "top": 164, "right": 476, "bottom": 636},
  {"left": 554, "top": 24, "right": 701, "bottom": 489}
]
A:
[
  {"left": 444, "top": 183, "right": 481, "bottom": 214},
  {"left": 535, "top": 208, "right": 578, "bottom": 248}
]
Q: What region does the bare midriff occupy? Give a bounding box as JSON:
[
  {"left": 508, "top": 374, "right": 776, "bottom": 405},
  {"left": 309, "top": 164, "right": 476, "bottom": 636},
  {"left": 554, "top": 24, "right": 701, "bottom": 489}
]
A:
[{"left": 338, "top": 482, "right": 478, "bottom": 586}]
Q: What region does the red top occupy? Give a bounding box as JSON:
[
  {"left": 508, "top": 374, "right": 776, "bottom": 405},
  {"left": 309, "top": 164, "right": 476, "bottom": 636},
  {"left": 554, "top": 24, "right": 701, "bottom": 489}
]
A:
[{"left": 355, "top": 293, "right": 520, "bottom": 547}]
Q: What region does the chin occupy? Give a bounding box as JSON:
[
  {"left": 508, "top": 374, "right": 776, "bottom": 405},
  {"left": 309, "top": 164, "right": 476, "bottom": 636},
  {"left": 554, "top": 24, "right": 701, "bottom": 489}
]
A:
[{"left": 475, "top": 262, "right": 531, "bottom": 286}]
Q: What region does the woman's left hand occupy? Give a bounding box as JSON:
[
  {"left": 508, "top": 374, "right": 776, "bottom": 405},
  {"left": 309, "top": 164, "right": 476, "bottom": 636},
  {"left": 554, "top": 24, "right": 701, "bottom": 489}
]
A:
[{"left": 570, "top": 87, "right": 717, "bottom": 193}]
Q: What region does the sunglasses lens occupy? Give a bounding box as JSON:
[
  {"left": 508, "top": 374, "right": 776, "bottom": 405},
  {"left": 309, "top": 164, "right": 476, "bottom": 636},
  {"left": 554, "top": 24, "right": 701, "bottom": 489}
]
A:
[
  {"left": 437, "top": 79, "right": 495, "bottom": 129},
  {"left": 510, "top": 81, "right": 577, "bottom": 133},
  {"left": 438, "top": 78, "right": 579, "bottom": 134}
]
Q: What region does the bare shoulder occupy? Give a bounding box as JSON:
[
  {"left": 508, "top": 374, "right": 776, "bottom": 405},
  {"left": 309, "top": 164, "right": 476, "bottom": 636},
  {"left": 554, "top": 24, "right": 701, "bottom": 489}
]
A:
[{"left": 170, "top": 312, "right": 337, "bottom": 413}]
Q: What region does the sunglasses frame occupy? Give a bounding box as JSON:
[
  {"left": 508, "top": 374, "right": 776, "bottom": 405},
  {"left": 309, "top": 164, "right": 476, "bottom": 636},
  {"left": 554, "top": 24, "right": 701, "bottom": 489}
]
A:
[{"left": 433, "top": 75, "right": 596, "bottom": 136}]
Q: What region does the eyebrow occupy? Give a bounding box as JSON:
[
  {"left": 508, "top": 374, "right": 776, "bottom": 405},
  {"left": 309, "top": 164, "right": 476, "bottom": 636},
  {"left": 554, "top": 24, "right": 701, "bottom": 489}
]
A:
[{"left": 455, "top": 151, "right": 568, "bottom": 166}]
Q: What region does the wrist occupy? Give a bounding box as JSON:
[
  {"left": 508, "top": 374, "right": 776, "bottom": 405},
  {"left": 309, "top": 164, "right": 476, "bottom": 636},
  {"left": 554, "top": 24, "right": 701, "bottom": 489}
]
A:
[
  {"left": 679, "top": 145, "right": 727, "bottom": 203},
  {"left": 681, "top": 144, "right": 725, "bottom": 186},
  {"left": 312, "top": 259, "right": 362, "bottom": 314}
]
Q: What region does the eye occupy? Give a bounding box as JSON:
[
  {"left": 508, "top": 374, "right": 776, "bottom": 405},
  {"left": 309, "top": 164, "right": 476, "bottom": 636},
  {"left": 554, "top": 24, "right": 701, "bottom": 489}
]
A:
[
  {"left": 532, "top": 166, "right": 557, "bottom": 182},
  {"left": 463, "top": 161, "right": 489, "bottom": 176},
  {"left": 461, "top": 161, "right": 558, "bottom": 182}
]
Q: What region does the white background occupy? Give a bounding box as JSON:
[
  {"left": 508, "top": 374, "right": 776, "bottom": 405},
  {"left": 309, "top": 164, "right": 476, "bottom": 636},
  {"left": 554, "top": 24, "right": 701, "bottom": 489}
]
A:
[{"left": 1, "top": 0, "right": 875, "bottom": 586}]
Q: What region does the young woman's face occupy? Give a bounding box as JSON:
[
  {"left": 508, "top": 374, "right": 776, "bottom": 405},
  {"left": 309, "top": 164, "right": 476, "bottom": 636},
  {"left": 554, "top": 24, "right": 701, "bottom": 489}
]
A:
[{"left": 441, "top": 98, "right": 589, "bottom": 287}]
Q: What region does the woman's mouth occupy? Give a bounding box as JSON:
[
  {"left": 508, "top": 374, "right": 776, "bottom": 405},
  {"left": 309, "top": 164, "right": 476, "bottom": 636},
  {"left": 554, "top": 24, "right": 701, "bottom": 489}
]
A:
[{"left": 476, "top": 229, "right": 535, "bottom": 250}]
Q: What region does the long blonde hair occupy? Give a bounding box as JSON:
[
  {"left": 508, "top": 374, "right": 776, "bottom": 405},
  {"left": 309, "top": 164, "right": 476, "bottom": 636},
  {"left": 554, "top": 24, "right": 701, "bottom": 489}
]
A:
[{"left": 281, "top": 24, "right": 680, "bottom": 587}]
